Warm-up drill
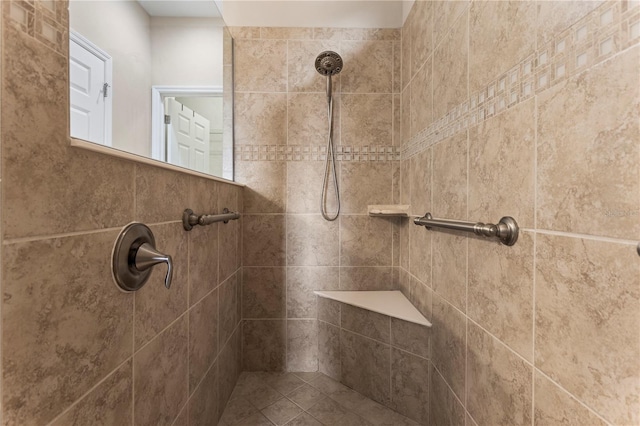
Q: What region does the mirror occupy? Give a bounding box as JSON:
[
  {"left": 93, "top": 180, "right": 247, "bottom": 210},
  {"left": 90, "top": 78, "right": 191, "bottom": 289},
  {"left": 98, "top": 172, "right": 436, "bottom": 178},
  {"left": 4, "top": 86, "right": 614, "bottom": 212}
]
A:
[{"left": 68, "top": 0, "right": 234, "bottom": 180}]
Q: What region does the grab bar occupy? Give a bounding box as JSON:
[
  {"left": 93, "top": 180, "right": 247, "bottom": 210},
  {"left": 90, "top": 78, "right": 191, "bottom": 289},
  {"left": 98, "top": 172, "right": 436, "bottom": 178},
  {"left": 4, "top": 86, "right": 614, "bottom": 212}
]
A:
[
  {"left": 414, "top": 212, "right": 519, "bottom": 246},
  {"left": 182, "top": 208, "right": 240, "bottom": 231}
]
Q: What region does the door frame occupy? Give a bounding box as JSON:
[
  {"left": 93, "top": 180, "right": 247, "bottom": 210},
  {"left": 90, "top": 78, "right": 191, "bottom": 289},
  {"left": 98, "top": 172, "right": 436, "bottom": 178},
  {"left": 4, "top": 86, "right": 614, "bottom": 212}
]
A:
[
  {"left": 151, "top": 86, "right": 223, "bottom": 162},
  {"left": 69, "top": 29, "right": 113, "bottom": 146}
]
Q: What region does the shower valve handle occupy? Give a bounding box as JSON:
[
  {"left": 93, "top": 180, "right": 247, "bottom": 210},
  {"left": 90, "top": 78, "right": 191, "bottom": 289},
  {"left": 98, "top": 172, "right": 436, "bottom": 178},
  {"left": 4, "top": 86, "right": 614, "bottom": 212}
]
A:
[{"left": 134, "top": 243, "right": 173, "bottom": 289}]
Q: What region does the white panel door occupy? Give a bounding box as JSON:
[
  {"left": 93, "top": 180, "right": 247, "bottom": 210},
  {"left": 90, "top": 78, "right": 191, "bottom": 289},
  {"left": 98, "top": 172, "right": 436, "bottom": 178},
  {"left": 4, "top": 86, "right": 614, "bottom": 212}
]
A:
[
  {"left": 69, "top": 31, "right": 112, "bottom": 145},
  {"left": 167, "top": 98, "right": 210, "bottom": 173}
]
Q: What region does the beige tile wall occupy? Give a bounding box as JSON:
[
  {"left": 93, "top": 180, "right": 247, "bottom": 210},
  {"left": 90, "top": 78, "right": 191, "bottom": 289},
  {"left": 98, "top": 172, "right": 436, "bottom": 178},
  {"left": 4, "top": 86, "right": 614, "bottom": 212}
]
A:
[
  {"left": 233, "top": 27, "right": 403, "bottom": 373},
  {"left": 0, "top": 1, "right": 243, "bottom": 424},
  {"left": 400, "top": 1, "right": 640, "bottom": 425}
]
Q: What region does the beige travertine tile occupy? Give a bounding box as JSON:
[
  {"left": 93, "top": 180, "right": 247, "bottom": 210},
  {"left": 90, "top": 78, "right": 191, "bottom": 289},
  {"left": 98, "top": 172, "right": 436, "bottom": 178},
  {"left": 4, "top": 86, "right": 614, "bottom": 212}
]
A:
[
  {"left": 409, "top": 224, "right": 431, "bottom": 285},
  {"left": 218, "top": 183, "right": 241, "bottom": 282},
  {"left": 397, "top": 267, "right": 411, "bottom": 298},
  {"left": 534, "top": 371, "right": 608, "bottom": 426},
  {"left": 318, "top": 321, "right": 341, "bottom": 380},
  {"left": 135, "top": 164, "right": 189, "bottom": 223},
  {"left": 433, "top": 10, "right": 468, "bottom": 120},
  {"left": 410, "top": 147, "right": 431, "bottom": 216},
  {"left": 410, "top": 58, "right": 433, "bottom": 138},
  {"left": 340, "top": 162, "right": 394, "bottom": 214},
  {"left": 287, "top": 214, "right": 339, "bottom": 266},
  {"left": 340, "top": 94, "right": 393, "bottom": 146},
  {"left": 430, "top": 365, "right": 465, "bottom": 426},
  {"left": 1, "top": 25, "right": 135, "bottom": 239},
  {"left": 349, "top": 390, "right": 420, "bottom": 426},
  {"left": 401, "top": 87, "right": 411, "bottom": 146},
  {"left": 340, "top": 215, "right": 393, "bottom": 266},
  {"left": 313, "top": 27, "right": 343, "bottom": 41},
  {"left": 262, "top": 397, "right": 303, "bottom": 425},
  {"left": 135, "top": 223, "right": 188, "bottom": 348},
  {"left": 392, "top": 219, "right": 401, "bottom": 267},
  {"left": 340, "top": 266, "right": 395, "bottom": 291},
  {"left": 432, "top": 294, "right": 465, "bottom": 400},
  {"left": 50, "top": 359, "right": 132, "bottom": 426},
  {"left": 287, "top": 161, "right": 339, "bottom": 214},
  {"left": 188, "top": 176, "right": 219, "bottom": 215},
  {"left": 409, "top": 275, "right": 433, "bottom": 321},
  {"left": 229, "top": 26, "right": 261, "bottom": 39},
  {"left": 401, "top": 22, "right": 411, "bottom": 91},
  {"left": 535, "top": 234, "right": 640, "bottom": 425},
  {"left": 219, "top": 395, "right": 262, "bottom": 425},
  {"left": 243, "top": 214, "right": 286, "bottom": 266},
  {"left": 242, "top": 267, "right": 285, "bottom": 318},
  {"left": 536, "top": 1, "right": 604, "bottom": 46},
  {"left": 432, "top": 230, "right": 467, "bottom": 312},
  {"left": 234, "top": 93, "right": 287, "bottom": 145},
  {"left": 189, "top": 288, "right": 218, "bottom": 393},
  {"left": 393, "top": 93, "right": 401, "bottom": 146},
  {"left": 307, "top": 396, "right": 350, "bottom": 424},
  {"left": 342, "top": 28, "right": 400, "bottom": 41},
  {"left": 261, "top": 27, "right": 313, "bottom": 40},
  {"left": 342, "top": 304, "right": 390, "bottom": 343},
  {"left": 391, "top": 319, "right": 430, "bottom": 359},
  {"left": 400, "top": 219, "right": 410, "bottom": 271},
  {"left": 317, "top": 296, "right": 341, "bottom": 326},
  {"left": 341, "top": 329, "right": 391, "bottom": 405},
  {"left": 243, "top": 320, "right": 287, "bottom": 371},
  {"left": 287, "top": 319, "right": 319, "bottom": 372},
  {"left": 537, "top": 46, "right": 640, "bottom": 239},
  {"left": 433, "top": 0, "right": 470, "bottom": 48},
  {"left": 469, "top": 98, "right": 535, "bottom": 228},
  {"left": 287, "top": 266, "right": 339, "bottom": 318},
  {"left": 258, "top": 372, "right": 306, "bottom": 395},
  {"left": 134, "top": 316, "right": 188, "bottom": 426},
  {"left": 288, "top": 40, "right": 340, "bottom": 93},
  {"left": 189, "top": 361, "right": 219, "bottom": 425},
  {"left": 393, "top": 41, "right": 401, "bottom": 94},
  {"left": 234, "top": 39, "right": 287, "bottom": 92},
  {"left": 466, "top": 322, "right": 532, "bottom": 426},
  {"left": 469, "top": 0, "right": 536, "bottom": 93},
  {"left": 236, "top": 161, "right": 286, "bottom": 213},
  {"left": 433, "top": 132, "right": 468, "bottom": 219},
  {"left": 468, "top": 231, "right": 534, "bottom": 361},
  {"left": 219, "top": 328, "right": 242, "bottom": 411},
  {"left": 188, "top": 222, "right": 218, "bottom": 306},
  {"left": 340, "top": 40, "right": 393, "bottom": 93},
  {"left": 390, "top": 348, "right": 429, "bottom": 424},
  {"left": 409, "top": 0, "right": 432, "bottom": 79},
  {"left": 288, "top": 92, "right": 339, "bottom": 146},
  {"left": 219, "top": 273, "right": 240, "bottom": 346},
  {"left": 2, "top": 230, "right": 132, "bottom": 425},
  {"left": 287, "top": 384, "right": 324, "bottom": 410}
]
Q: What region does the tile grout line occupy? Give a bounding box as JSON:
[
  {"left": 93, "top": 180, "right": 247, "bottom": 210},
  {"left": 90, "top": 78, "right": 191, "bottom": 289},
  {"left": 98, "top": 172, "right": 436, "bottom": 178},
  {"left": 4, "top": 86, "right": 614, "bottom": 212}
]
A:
[{"left": 44, "top": 356, "right": 134, "bottom": 426}]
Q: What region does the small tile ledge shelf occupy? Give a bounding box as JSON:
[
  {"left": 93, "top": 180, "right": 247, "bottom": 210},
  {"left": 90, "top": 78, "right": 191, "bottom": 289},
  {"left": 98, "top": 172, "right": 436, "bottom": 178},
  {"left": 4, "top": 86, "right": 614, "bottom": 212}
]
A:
[
  {"left": 367, "top": 204, "right": 410, "bottom": 217},
  {"left": 314, "top": 290, "right": 432, "bottom": 327}
]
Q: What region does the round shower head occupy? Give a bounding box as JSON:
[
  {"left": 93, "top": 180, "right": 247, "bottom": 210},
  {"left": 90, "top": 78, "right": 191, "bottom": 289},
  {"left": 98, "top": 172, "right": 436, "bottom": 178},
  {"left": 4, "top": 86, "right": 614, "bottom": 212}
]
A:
[{"left": 315, "top": 51, "right": 343, "bottom": 76}]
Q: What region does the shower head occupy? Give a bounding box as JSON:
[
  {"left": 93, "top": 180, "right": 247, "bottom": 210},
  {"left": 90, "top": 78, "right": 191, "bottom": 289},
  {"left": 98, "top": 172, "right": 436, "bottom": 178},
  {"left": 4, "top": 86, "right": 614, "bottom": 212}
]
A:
[{"left": 315, "top": 51, "right": 343, "bottom": 76}]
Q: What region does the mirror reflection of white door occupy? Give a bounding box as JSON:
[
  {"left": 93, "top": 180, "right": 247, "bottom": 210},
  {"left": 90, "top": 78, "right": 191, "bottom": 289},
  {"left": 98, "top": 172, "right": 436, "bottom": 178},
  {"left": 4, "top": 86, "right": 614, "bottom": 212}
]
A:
[
  {"left": 69, "top": 31, "right": 112, "bottom": 146},
  {"left": 166, "top": 98, "right": 210, "bottom": 173}
]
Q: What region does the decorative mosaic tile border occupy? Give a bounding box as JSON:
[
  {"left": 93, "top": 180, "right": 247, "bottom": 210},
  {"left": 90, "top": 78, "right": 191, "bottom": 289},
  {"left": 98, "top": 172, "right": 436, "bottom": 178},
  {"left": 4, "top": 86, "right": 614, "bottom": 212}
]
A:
[
  {"left": 402, "top": 0, "right": 640, "bottom": 160},
  {"left": 235, "top": 144, "right": 401, "bottom": 162},
  {"left": 5, "top": 0, "right": 68, "bottom": 56}
]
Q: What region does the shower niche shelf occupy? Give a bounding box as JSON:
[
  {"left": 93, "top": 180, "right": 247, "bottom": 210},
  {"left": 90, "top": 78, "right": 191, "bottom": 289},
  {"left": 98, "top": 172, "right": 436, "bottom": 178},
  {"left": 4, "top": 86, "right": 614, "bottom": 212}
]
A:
[{"left": 367, "top": 204, "right": 410, "bottom": 217}]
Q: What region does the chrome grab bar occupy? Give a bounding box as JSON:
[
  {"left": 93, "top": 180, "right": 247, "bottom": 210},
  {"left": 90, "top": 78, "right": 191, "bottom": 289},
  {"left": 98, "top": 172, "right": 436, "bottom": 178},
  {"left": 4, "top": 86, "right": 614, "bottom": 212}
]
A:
[
  {"left": 413, "top": 213, "right": 519, "bottom": 246},
  {"left": 182, "top": 208, "right": 240, "bottom": 231}
]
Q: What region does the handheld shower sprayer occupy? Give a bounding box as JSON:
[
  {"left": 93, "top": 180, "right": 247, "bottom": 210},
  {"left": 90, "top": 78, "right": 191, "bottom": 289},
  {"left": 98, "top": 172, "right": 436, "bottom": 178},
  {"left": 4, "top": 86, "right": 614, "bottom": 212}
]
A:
[{"left": 315, "top": 51, "right": 343, "bottom": 221}]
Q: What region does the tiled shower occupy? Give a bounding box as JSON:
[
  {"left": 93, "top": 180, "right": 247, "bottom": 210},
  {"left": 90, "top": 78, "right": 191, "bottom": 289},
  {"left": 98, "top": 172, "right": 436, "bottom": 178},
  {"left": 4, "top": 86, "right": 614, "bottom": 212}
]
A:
[{"left": 0, "top": 1, "right": 638, "bottom": 426}]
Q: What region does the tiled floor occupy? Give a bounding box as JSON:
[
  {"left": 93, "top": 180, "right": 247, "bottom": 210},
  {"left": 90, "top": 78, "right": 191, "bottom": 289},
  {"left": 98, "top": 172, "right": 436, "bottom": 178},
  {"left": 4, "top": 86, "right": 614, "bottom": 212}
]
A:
[{"left": 218, "top": 372, "right": 420, "bottom": 426}]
